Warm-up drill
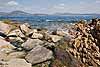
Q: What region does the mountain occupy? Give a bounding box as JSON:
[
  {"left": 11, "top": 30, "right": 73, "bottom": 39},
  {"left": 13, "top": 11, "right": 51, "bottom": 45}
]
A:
[
  {"left": 0, "top": 11, "right": 49, "bottom": 17},
  {"left": 54, "top": 13, "right": 100, "bottom": 16},
  {"left": 0, "top": 11, "right": 34, "bottom": 17},
  {"left": 0, "top": 11, "right": 100, "bottom": 17},
  {"left": 7, "top": 11, "right": 33, "bottom": 16},
  {"left": 0, "top": 12, "right": 8, "bottom": 16}
]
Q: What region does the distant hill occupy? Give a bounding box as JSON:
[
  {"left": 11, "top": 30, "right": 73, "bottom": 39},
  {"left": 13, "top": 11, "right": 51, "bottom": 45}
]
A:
[
  {"left": 7, "top": 11, "right": 33, "bottom": 16},
  {"left": 54, "top": 13, "right": 100, "bottom": 16},
  {"left": 0, "top": 12, "right": 8, "bottom": 16},
  {"left": 0, "top": 11, "right": 48, "bottom": 17},
  {"left": 0, "top": 11, "right": 100, "bottom": 17}
]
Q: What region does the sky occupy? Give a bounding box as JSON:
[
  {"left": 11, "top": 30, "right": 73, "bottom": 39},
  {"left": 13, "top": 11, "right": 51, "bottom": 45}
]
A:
[{"left": 0, "top": 0, "right": 100, "bottom": 14}]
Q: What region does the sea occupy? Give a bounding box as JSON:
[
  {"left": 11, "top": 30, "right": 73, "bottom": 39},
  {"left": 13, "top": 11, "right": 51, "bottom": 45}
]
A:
[{"left": 0, "top": 15, "right": 100, "bottom": 29}]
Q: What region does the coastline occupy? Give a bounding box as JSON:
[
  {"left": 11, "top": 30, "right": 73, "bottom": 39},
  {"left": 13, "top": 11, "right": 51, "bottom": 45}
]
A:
[{"left": 0, "top": 18, "right": 100, "bottom": 67}]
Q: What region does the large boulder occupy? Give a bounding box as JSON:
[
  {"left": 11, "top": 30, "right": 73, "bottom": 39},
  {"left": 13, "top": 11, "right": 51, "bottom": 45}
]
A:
[
  {"left": 0, "top": 38, "right": 15, "bottom": 50},
  {"left": 0, "top": 21, "right": 12, "bottom": 35},
  {"left": 6, "top": 51, "right": 26, "bottom": 61},
  {"left": 8, "top": 29, "right": 25, "bottom": 38},
  {"left": 20, "top": 23, "right": 31, "bottom": 35},
  {"left": 25, "top": 45, "right": 53, "bottom": 64},
  {"left": 51, "top": 48, "right": 84, "bottom": 67},
  {"left": 4, "top": 59, "right": 31, "bottom": 67},
  {"left": 21, "top": 38, "right": 44, "bottom": 50}
]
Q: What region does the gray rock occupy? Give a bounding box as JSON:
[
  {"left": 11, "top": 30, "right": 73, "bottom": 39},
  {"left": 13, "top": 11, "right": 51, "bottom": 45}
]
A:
[
  {"left": 6, "top": 51, "right": 26, "bottom": 61},
  {"left": 0, "top": 38, "right": 16, "bottom": 50},
  {"left": 0, "top": 21, "right": 12, "bottom": 34},
  {"left": 49, "top": 35, "right": 63, "bottom": 42},
  {"left": 44, "top": 42, "right": 55, "bottom": 47},
  {"left": 20, "top": 23, "right": 31, "bottom": 35},
  {"left": 5, "top": 59, "right": 31, "bottom": 67},
  {"left": 25, "top": 45, "right": 53, "bottom": 64},
  {"left": 8, "top": 29, "right": 25, "bottom": 38},
  {"left": 0, "top": 49, "right": 8, "bottom": 61},
  {"left": 32, "top": 33, "right": 43, "bottom": 39},
  {"left": 22, "top": 38, "right": 44, "bottom": 50}
]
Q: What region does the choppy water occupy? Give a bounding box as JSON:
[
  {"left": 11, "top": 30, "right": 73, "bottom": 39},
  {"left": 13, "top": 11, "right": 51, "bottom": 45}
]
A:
[{"left": 0, "top": 15, "right": 100, "bottom": 28}]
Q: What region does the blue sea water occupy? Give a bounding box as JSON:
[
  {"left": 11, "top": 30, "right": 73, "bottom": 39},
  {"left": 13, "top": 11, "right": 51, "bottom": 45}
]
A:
[{"left": 0, "top": 15, "right": 100, "bottom": 28}]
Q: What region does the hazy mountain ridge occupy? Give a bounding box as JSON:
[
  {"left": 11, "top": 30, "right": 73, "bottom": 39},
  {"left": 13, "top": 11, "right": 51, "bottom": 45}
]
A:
[
  {"left": 0, "top": 11, "right": 48, "bottom": 17},
  {"left": 0, "top": 10, "right": 100, "bottom": 17},
  {"left": 54, "top": 13, "right": 100, "bottom": 16}
]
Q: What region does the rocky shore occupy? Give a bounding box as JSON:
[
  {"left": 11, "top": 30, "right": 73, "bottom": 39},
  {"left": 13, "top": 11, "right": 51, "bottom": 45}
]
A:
[{"left": 0, "top": 19, "right": 100, "bottom": 67}]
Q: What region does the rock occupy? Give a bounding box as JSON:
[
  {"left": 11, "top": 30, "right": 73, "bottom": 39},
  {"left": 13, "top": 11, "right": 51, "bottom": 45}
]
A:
[
  {"left": 0, "top": 48, "right": 15, "bottom": 61},
  {"left": 27, "top": 29, "right": 38, "bottom": 37},
  {"left": 82, "top": 58, "right": 86, "bottom": 63},
  {"left": 0, "top": 61, "right": 7, "bottom": 65},
  {"left": 51, "top": 48, "right": 84, "bottom": 67},
  {"left": 0, "top": 21, "right": 12, "bottom": 34},
  {"left": 0, "top": 49, "right": 8, "bottom": 61},
  {"left": 32, "top": 33, "right": 43, "bottom": 39},
  {"left": 0, "top": 36, "right": 5, "bottom": 40},
  {"left": 8, "top": 29, "right": 25, "bottom": 38},
  {"left": 25, "top": 45, "right": 53, "bottom": 64},
  {"left": 0, "top": 38, "right": 16, "bottom": 50},
  {"left": 20, "top": 23, "right": 31, "bottom": 35},
  {"left": 44, "top": 42, "right": 55, "bottom": 47},
  {"left": 74, "top": 39, "right": 81, "bottom": 48},
  {"left": 49, "top": 35, "right": 63, "bottom": 42},
  {"left": 5, "top": 59, "right": 31, "bottom": 67},
  {"left": 22, "top": 38, "right": 44, "bottom": 50},
  {"left": 52, "top": 30, "right": 65, "bottom": 36},
  {"left": 6, "top": 51, "right": 26, "bottom": 61}
]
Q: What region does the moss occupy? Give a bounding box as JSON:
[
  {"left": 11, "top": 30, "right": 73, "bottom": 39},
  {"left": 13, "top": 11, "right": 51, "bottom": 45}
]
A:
[
  {"left": 2, "top": 20, "right": 12, "bottom": 24},
  {"left": 51, "top": 59, "right": 66, "bottom": 67},
  {"left": 32, "top": 61, "right": 50, "bottom": 67},
  {"left": 32, "top": 64, "right": 49, "bottom": 67},
  {"left": 32, "top": 64, "right": 41, "bottom": 67}
]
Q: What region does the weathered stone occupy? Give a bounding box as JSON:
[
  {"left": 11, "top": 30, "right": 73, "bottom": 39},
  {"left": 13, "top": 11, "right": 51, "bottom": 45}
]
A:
[
  {"left": 21, "top": 38, "right": 44, "bottom": 50},
  {"left": 25, "top": 45, "right": 53, "bottom": 64},
  {"left": 52, "top": 30, "right": 65, "bottom": 36},
  {"left": 0, "top": 50, "right": 8, "bottom": 61},
  {"left": 82, "top": 58, "right": 86, "bottom": 63},
  {"left": 49, "top": 35, "right": 63, "bottom": 42},
  {"left": 0, "top": 38, "right": 16, "bottom": 50},
  {"left": 8, "top": 29, "right": 25, "bottom": 38},
  {"left": 20, "top": 23, "right": 31, "bottom": 35},
  {"left": 32, "top": 33, "right": 43, "bottom": 39},
  {"left": 74, "top": 39, "right": 81, "bottom": 48},
  {"left": 0, "top": 21, "right": 12, "bottom": 34},
  {"left": 51, "top": 48, "right": 84, "bottom": 67},
  {"left": 5, "top": 59, "right": 31, "bottom": 67},
  {"left": 6, "top": 51, "right": 26, "bottom": 61},
  {"left": 0, "top": 48, "right": 15, "bottom": 61},
  {"left": 44, "top": 42, "right": 55, "bottom": 47}
]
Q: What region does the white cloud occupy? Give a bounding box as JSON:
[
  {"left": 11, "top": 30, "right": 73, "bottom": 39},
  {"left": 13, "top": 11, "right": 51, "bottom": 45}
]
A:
[
  {"left": 96, "top": 0, "right": 100, "bottom": 3},
  {"left": 7, "top": 1, "right": 18, "bottom": 6},
  {"left": 52, "top": 3, "right": 66, "bottom": 10},
  {"left": 59, "top": 3, "right": 65, "bottom": 6}
]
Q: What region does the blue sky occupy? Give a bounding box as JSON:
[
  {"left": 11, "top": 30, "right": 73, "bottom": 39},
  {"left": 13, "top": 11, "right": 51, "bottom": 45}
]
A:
[{"left": 0, "top": 0, "right": 100, "bottom": 14}]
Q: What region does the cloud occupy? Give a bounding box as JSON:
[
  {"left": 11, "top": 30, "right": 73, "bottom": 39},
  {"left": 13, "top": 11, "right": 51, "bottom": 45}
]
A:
[
  {"left": 96, "top": 0, "right": 100, "bottom": 3},
  {"left": 59, "top": 3, "right": 65, "bottom": 6},
  {"left": 7, "top": 1, "right": 19, "bottom": 6},
  {"left": 52, "top": 3, "right": 66, "bottom": 10},
  {"left": 0, "top": 0, "right": 100, "bottom": 14}
]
